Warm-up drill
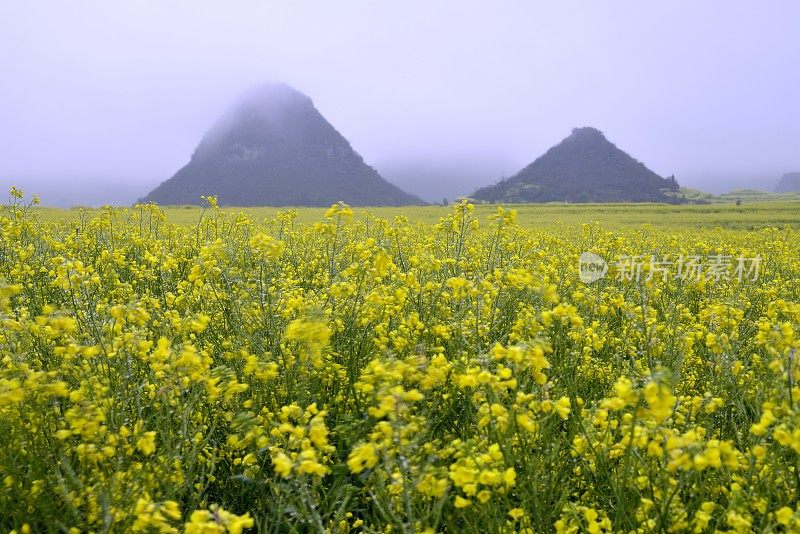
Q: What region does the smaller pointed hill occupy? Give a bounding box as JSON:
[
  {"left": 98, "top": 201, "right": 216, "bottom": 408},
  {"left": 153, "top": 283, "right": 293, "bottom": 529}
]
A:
[
  {"left": 142, "top": 83, "right": 424, "bottom": 206},
  {"left": 472, "top": 127, "right": 682, "bottom": 203},
  {"left": 775, "top": 172, "right": 800, "bottom": 193}
]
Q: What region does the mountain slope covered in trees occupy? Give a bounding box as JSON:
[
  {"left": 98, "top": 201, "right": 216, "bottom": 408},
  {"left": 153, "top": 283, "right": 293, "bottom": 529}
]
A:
[
  {"left": 143, "top": 83, "right": 424, "bottom": 206},
  {"left": 472, "top": 127, "right": 682, "bottom": 203}
]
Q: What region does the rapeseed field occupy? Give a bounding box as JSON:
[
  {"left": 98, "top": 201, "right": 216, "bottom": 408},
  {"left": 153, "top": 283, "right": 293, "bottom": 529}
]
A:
[{"left": 2, "top": 189, "right": 800, "bottom": 532}]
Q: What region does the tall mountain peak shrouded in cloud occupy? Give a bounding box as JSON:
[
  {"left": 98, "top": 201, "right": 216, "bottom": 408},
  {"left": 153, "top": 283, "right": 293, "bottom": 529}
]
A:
[
  {"left": 142, "top": 83, "right": 425, "bottom": 206},
  {"left": 472, "top": 127, "right": 682, "bottom": 204},
  {"left": 775, "top": 172, "right": 800, "bottom": 193}
]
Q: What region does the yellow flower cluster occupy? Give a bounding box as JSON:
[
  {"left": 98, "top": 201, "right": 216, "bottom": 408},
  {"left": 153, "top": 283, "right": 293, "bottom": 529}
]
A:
[{"left": 1, "top": 191, "right": 799, "bottom": 532}]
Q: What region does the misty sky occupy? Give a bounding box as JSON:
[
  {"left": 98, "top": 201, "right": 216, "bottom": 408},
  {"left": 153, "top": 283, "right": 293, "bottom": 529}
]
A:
[{"left": 1, "top": 1, "right": 799, "bottom": 206}]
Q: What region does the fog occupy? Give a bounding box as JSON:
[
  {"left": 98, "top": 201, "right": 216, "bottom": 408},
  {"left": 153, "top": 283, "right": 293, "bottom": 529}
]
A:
[{"left": 1, "top": 1, "right": 798, "bottom": 206}]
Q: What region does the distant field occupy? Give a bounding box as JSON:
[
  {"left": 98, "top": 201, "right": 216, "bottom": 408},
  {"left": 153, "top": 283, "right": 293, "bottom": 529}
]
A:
[
  {"left": 676, "top": 187, "right": 800, "bottom": 204},
  {"left": 34, "top": 200, "right": 800, "bottom": 229}
]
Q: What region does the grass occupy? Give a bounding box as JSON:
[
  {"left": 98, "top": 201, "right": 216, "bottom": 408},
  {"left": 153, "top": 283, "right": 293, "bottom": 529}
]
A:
[{"left": 34, "top": 199, "right": 800, "bottom": 230}]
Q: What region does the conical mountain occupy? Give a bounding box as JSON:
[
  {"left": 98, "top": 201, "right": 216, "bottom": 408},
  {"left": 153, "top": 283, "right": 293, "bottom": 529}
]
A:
[
  {"left": 775, "top": 172, "right": 800, "bottom": 193},
  {"left": 142, "top": 83, "right": 424, "bottom": 206},
  {"left": 472, "top": 127, "right": 682, "bottom": 203}
]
